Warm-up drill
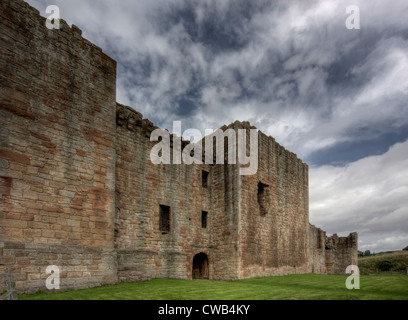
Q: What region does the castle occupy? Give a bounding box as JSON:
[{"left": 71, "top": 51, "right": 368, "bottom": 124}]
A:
[{"left": 0, "top": 0, "right": 357, "bottom": 294}]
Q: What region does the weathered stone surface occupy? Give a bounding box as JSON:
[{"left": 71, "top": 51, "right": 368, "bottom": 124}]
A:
[
  {"left": 0, "top": 0, "right": 357, "bottom": 294},
  {"left": 0, "top": 0, "right": 117, "bottom": 293}
]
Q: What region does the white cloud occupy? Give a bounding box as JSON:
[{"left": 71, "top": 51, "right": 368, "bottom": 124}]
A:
[
  {"left": 352, "top": 38, "right": 408, "bottom": 106},
  {"left": 310, "top": 139, "right": 408, "bottom": 252},
  {"left": 360, "top": 235, "right": 408, "bottom": 253}
]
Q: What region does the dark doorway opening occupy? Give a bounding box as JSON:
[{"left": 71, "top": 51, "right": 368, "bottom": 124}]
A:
[{"left": 192, "top": 253, "right": 209, "bottom": 280}]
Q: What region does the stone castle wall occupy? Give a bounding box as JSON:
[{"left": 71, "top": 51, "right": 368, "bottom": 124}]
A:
[
  {"left": 308, "top": 225, "right": 358, "bottom": 274},
  {"left": 0, "top": 0, "right": 357, "bottom": 294},
  {"left": 115, "top": 103, "right": 242, "bottom": 281},
  {"left": 325, "top": 232, "right": 358, "bottom": 274},
  {"left": 0, "top": 0, "right": 117, "bottom": 293},
  {"left": 238, "top": 130, "right": 310, "bottom": 278},
  {"left": 308, "top": 225, "right": 327, "bottom": 273}
]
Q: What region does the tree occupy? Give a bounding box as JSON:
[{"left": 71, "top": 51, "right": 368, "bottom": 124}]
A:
[
  {"left": 403, "top": 246, "right": 408, "bottom": 251},
  {"left": 364, "top": 250, "right": 371, "bottom": 256}
]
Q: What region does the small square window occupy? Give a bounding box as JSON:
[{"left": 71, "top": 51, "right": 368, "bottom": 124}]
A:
[
  {"left": 202, "top": 211, "right": 208, "bottom": 228},
  {"left": 159, "top": 205, "right": 170, "bottom": 233}
]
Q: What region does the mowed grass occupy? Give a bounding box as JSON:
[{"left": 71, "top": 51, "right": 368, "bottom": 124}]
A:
[{"left": 19, "top": 274, "right": 408, "bottom": 300}]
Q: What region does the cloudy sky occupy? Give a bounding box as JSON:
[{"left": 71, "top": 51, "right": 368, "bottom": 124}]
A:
[{"left": 27, "top": 0, "right": 408, "bottom": 252}]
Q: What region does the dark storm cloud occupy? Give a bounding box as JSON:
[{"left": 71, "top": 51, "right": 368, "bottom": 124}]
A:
[
  {"left": 26, "top": 0, "right": 408, "bottom": 252},
  {"left": 308, "top": 124, "right": 408, "bottom": 166},
  {"left": 27, "top": 0, "right": 408, "bottom": 156}
]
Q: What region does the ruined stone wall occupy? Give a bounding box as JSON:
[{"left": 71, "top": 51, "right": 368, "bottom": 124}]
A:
[
  {"left": 0, "top": 0, "right": 117, "bottom": 293},
  {"left": 115, "top": 104, "right": 245, "bottom": 281},
  {"left": 324, "top": 233, "right": 358, "bottom": 274},
  {"left": 238, "top": 128, "right": 310, "bottom": 278},
  {"left": 308, "top": 225, "right": 358, "bottom": 275},
  {"left": 115, "top": 104, "right": 241, "bottom": 281},
  {"left": 210, "top": 152, "right": 241, "bottom": 280},
  {"left": 308, "top": 225, "right": 327, "bottom": 274}
]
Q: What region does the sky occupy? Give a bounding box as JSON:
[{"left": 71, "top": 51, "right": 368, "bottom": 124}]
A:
[{"left": 27, "top": 0, "right": 408, "bottom": 253}]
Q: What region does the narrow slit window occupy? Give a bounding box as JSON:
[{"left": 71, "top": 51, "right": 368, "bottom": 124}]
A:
[
  {"left": 159, "top": 205, "right": 170, "bottom": 233},
  {"left": 202, "top": 211, "right": 208, "bottom": 228},
  {"left": 202, "top": 170, "right": 209, "bottom": 188},
  {"left": 258, "top": 182, "right": 268, "bottom": 216}
]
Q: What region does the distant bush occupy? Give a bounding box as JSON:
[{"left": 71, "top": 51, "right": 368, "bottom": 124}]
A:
[
  {"left": 396, "top": 265, "right": 406, "bottom": 271},
  {"left": 403, "top": 246, "right": 408, "bottom": 251},
  {"left": 377, "top": 260, "right": 394, "bottom": 272},
  {"left": 359, "top": 251, "right": 408, "bottom": 275}
]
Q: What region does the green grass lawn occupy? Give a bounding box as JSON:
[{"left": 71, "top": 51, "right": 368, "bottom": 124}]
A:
[{"left": 19, "top": 274, "right": 408, "bottom": 300}]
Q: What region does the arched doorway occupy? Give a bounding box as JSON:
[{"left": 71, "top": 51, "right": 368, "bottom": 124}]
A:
[{"left": 192, "top": 253, "right": 209, "bottom": 279}]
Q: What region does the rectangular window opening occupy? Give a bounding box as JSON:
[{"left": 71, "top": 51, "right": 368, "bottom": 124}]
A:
[
  {"left": 159, "top": 205, "right": 170, "bottom": 233},
  {"left": 258, "top": 182, "right": 268, "bottom": 216},
  {"left": 202, "top": 170, "right": 209, "bottom": 188},
  {"left": 202, "top": 211, "right": 208, "bottom": 228}
]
